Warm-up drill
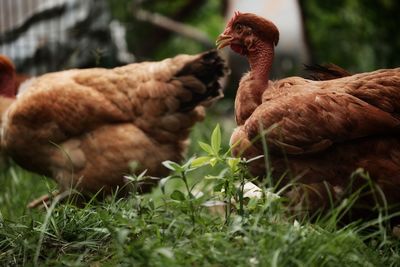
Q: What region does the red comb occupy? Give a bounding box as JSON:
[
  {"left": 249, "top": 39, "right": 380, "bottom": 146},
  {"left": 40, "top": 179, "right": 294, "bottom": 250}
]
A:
[{"left": 227, "top": 11, "right": 242, "bottom": 28}]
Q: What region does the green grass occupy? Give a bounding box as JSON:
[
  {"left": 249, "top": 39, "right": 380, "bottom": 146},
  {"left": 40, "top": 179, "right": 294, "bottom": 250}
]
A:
[{"left": 1, "top": 108, "right": 400, "bottom": 266}]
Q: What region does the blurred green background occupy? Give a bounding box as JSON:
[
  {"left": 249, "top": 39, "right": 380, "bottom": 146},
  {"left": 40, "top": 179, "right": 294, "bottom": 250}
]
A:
[
  {"left": 300, "top": 0, "right": 400, "bottom": 72},
  {"left": 108, "top": 0, "right": 225, "bottom": 61},
  {"left": 109, "top": 0, "right": 400, "bottom": 73}
]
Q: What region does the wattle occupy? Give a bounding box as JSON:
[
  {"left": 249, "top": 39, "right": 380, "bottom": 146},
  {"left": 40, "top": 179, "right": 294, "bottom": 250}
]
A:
[{"left": 230, "top": 44, "right": 246, "bottom": 55}]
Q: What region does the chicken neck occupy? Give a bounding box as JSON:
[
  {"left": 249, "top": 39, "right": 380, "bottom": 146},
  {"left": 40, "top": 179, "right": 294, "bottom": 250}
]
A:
[
  {"left": 247, "top": 40, "right": 274, "bottom": 84},
  {"left": 233, "top": 41, "right": 275, "bottom": 124}
]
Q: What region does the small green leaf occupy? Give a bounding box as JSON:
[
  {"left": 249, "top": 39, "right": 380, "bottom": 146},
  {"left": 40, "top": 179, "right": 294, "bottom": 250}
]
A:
[
  {"left": 209, "top": 157, "right": 218, "bottom": 167},
  {"left": 199, "top": 142, "right": 214, "bottom": 155},
  {"left": 148, "top": 199, "right": 155, "bottom": 210},
  {"left": 211, "top": 124, "right": 221, "bottom": 154},
  {"left": 191, "top": 156, "right": 211, "bottom": 167},
  {"left": 170, "top": 190, "right": 185, "bottom": 201},
  {"left": 162, "top": 160, "right": 182, "bottom": 171},
  {"left": 135, "top": 170, "right": 148, "bottom": 181},
  {"left": 182, "top": 156, "right": 196, "bottom": 169},
  {"left": 227, "top": 157, "right": 240, "bottom": 172},
  {"left": 159, "top": 177, "right": 171, "bottom": 194}
]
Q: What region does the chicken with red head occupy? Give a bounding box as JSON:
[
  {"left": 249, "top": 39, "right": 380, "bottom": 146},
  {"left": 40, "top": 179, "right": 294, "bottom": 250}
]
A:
[{"left": 217, "top": 12, "right": 400, "bottom": 223}]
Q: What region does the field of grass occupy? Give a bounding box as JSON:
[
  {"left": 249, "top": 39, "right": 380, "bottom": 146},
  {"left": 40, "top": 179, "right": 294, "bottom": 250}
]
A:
[{"left": 1, "top": 106, "right": 400, "bottom": 266}]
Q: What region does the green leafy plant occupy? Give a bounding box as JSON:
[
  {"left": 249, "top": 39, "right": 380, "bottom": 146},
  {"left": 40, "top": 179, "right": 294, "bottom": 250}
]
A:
[
  {"left": 161, "top": 157, "right": 199, "bottom": 227},
  {"left": 191, "top": 124, "right": 264, "bottom": 222}
]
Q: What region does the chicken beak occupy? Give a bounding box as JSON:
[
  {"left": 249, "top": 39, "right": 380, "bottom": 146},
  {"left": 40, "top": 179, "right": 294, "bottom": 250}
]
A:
[{"left": 216, "top": 34, "right": 233, "bottom": 49}]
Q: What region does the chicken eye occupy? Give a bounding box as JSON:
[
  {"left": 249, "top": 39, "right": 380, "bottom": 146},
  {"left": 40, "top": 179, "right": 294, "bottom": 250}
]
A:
[
  {"left": 235, "top": 24, "right": 243, "bottom": 32},
  {"left": 244, "top": 29, "right": 252, "bottom": 36}
]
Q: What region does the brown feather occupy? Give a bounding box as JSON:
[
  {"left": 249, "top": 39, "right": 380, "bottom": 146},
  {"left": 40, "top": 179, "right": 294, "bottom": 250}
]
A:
[{"left": 304, "top": 63, "right": 351, "bottom": 81}]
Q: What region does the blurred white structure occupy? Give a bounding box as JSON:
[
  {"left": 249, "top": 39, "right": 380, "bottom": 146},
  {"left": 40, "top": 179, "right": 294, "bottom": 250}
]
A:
[
  {"left": 0, "top": 0, "right": 89, "bottom": 64},
  {"left": 0, "top": 0, "right": 133, "bottom": 74}
]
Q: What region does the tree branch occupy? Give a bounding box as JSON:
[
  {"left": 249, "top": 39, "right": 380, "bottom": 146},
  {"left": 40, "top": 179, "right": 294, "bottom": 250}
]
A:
[{"left": 134, "top": 9, "right": 213, "bottom": 48}]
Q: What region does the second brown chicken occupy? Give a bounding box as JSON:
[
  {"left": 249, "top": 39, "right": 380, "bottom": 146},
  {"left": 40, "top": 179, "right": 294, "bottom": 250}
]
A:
[{"left": 0, "top": 51, "right": 226, "bottom": 207}]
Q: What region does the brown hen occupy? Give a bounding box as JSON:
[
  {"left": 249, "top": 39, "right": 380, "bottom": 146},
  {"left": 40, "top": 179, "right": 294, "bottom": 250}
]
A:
[
  {"left": 0, "top": 51, "right": 226, "bottom": 207},
  {"left": 0, "top": 56, "right": 31, "bottom": 169},
  {"left": 217, "top": 12, "right": 400, "bottom": 222},
  {"left": 0, "top": 56, "right": 30, "bottom": 115}
]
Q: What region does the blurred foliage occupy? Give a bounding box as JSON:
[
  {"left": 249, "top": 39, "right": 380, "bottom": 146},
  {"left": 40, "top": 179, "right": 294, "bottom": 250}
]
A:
[
  {"left": 108, "top": 0, "right": 224, "bottom": 61},
  {"left": 301, "top": 0, "right": 400, "bottom": 71},
  {"left": 107, "top": 0, "right": 400, "bottom": 72},
  {"left": 106, "top": 0, "right": 400, "bottom": 105}
]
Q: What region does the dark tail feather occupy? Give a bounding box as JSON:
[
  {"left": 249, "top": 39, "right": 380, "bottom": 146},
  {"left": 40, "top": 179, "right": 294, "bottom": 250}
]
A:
[
  {"left": 304, "top": 63, "right": 351, "bottom": 81},
  {"left": 176, "top": 50, "right": 228, "bottom": 111}
]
